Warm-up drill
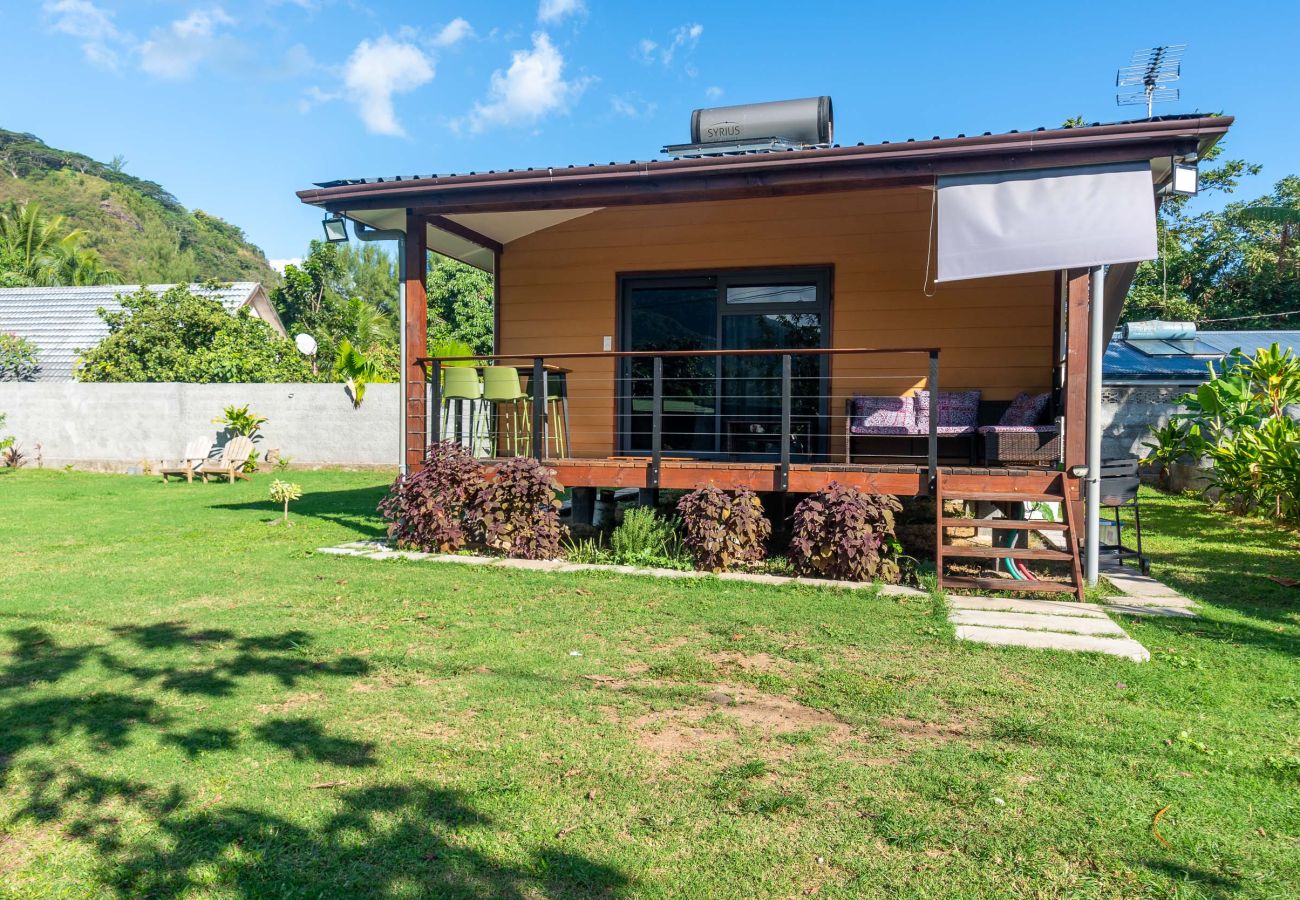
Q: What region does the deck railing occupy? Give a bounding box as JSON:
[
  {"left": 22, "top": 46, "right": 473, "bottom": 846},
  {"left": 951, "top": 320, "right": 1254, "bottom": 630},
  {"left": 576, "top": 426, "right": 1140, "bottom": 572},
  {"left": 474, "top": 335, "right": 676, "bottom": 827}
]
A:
[{"left": 418, "top": 347, "right": 941, "bottom": 490}]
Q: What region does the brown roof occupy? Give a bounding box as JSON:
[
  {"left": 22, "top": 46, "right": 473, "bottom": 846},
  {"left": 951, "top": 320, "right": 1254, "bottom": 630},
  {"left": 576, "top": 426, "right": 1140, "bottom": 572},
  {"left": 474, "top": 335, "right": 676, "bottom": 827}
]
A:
[{"left": 298, "top": 114, "right": 1232, "bottom": 216}]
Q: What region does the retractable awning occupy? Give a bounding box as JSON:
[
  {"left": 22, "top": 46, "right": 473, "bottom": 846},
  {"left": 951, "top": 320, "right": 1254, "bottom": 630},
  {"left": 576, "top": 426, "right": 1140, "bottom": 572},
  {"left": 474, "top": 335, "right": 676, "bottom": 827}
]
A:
[{"left": 935, "top": 161, "right": 1158, "bottom": 283}]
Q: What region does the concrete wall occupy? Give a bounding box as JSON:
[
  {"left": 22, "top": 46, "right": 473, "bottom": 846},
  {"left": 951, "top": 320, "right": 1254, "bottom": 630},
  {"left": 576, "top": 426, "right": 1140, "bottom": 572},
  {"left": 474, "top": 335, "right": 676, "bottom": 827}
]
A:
[
  {"left": 0, "top": 383, "right": 399, "bottom": 471},
  {"left": 1100, "top": 385, "right": 1189, "bottom": 462}
]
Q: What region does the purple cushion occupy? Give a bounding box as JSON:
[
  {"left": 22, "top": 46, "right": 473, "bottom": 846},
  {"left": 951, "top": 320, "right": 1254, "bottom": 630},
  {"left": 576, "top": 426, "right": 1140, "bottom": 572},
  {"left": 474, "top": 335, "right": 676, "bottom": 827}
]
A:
[
  {"left": 914, "top": 390, "right": 980, "bottom": 430},
  {"left": 850, "top": 396, "right": 915, "bottom": 435},
  {"left": 999, "top": 392, "right": 1051, "bottom": 427},
  {"left": 978, "top": 424, "right": 1058, "bottom": 434}
]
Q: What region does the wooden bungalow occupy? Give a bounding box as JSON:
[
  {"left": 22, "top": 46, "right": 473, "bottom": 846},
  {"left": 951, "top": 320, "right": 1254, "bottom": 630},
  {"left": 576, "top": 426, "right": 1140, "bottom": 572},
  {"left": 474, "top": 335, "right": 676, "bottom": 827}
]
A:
[{"left": 297, "top": 104, "right": 1231, "bottom": 598}]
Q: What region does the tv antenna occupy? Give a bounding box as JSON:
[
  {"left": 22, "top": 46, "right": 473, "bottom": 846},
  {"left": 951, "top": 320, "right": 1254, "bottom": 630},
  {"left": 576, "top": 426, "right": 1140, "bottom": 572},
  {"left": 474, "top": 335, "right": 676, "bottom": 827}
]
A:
[{"left": 1116, "top": 44, "right": 1185, "bottom": 117}]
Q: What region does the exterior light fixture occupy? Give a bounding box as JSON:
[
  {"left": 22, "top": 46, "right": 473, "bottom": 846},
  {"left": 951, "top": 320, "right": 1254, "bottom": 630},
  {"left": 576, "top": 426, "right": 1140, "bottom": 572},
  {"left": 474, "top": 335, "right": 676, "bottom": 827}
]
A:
[
  {"left": 1069, "top": 465, "right": 1089, "bottom": 478},
  {"left": 322, "top": 214, "right": 349, "bottom": 243},
  {"left": 1171, "top": 161, "right": 1199, "bottom": 196}
]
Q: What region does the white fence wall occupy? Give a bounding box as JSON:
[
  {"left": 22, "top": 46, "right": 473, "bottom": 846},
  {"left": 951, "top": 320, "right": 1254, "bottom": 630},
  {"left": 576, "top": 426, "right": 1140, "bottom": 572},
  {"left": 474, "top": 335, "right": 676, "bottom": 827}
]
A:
[{"left": 0, "top": 383, "right": 399, "bottom": 471}]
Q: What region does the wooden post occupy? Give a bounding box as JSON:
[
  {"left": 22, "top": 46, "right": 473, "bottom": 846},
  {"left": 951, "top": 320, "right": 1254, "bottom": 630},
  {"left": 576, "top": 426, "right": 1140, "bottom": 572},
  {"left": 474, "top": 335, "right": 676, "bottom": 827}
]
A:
[
  {"left": 1063, "top": 268, "right": 1090, "bottom": 514},
  {"left": 404, "top": 212, "right": 429, "bottom": 471}
]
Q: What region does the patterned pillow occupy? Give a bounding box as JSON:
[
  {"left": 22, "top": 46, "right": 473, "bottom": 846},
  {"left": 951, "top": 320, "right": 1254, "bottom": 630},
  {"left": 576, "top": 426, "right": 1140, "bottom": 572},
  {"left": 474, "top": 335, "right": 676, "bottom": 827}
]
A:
[
  {"left": 914, "top": 390, "right": 980, "bottom": 430},
  {"left": 999, "top": 392, "right": 1051, "bottom": 427},
  {"left": 850, "top": 396, "right": 915, "bottom": 435}
]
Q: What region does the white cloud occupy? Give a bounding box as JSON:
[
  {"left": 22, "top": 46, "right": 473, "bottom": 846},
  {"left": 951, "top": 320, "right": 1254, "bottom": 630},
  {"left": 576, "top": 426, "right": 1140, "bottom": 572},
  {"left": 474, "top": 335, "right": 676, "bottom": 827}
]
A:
[
  {"left": 705, "top": 85, "right": 724, "bottom": 101},
  {"left": 43, "top": 0, "right": 126, "bottom": 69},
  {"left": 610, "top": 94, "right": 656, "bottom": 119},
  {"left": 269, "top": 257, "right": 303, "bottom": 275},
  {"left": 431, "top": 17, "right": 473, "bottom": 48},
  {"left": 538, "top": 0, "right": 585, "bottom": 23},
  {"left": 661, "top": 23, "right": 703, "bottom": 66},
  {"left": 636, "top": 23, "right": 704, "bottom": 68},
  {"left": 139, "top": 7, "right": 236, "bottom": 79},
  {"left": 343, "top": 35, "right": 434, "bottom": 137},
  {"left": 464, "top": 32, "right": 591, "bottom": 133}
]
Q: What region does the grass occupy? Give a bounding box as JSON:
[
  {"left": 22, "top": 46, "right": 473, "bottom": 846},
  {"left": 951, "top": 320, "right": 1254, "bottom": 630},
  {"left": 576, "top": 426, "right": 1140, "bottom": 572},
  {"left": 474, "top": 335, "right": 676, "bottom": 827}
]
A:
[{"left": 0, "top": 469, "right": 1296, "bottom": 898}]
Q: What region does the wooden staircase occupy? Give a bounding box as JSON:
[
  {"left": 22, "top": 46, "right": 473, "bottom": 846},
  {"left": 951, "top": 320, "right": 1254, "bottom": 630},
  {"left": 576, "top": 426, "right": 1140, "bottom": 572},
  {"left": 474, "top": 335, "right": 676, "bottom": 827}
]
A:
[{"left": 935, "top": 471, "right": 1085, "bottom": 602}]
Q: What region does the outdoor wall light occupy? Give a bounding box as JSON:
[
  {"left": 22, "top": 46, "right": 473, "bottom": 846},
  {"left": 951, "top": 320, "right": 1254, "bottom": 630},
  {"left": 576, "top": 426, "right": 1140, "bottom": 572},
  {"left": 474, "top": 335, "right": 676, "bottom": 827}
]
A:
[
  {"left": 1069, "top": 465, "right": 1089, "bottom": 478},
  {"left": 321, "top": 214, "right": 349, "bottom": 243},
  {"left": 1170, "top": 158, "right": 1199, "bottom": 196}
]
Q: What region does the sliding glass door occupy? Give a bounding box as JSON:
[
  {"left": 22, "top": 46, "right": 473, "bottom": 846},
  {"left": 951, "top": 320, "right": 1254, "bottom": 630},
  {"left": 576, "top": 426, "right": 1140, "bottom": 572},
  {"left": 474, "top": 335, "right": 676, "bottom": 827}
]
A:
[{"left": 618, "top": 268, "right": 831, "bottom": 459}]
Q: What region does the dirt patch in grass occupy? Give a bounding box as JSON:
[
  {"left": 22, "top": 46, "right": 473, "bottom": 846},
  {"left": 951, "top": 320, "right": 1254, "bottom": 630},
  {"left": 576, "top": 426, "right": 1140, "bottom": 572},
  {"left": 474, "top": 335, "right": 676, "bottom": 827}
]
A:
[
  {"left": 877, "top": 715, "right": 974, "bottom": 743},
  {"left": 704, "top": 651, "right": 796, "bottom": 675},
  {"left": 255, "top": 691, "right": 324, "bottom": 713}
]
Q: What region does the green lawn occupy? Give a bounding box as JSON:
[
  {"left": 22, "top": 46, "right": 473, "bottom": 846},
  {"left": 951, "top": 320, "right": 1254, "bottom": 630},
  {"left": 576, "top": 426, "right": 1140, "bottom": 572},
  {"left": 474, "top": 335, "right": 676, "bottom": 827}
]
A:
[{"left": 0, "top": 469, "right": 1296, "bottom": 898}]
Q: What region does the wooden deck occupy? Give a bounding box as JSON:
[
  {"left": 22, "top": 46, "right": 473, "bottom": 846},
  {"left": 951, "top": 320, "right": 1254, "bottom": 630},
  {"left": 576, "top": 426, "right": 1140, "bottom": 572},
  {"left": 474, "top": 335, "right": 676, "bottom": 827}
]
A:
[{"left": 524, "top": 458, "right": 1071, "bottom": 498}]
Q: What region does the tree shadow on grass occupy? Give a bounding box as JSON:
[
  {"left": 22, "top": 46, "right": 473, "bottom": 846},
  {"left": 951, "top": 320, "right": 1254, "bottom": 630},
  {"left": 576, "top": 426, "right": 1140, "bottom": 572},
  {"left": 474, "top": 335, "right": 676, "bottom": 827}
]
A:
[
  {"left": 211, "top": 485, "right": 393, "bottom": 539},
  {"left": 1138, "top": 858, "right": 1242, "bottom": 898},
  {"left": 0, "top": 622, "right": 630, "bottom": 896}
]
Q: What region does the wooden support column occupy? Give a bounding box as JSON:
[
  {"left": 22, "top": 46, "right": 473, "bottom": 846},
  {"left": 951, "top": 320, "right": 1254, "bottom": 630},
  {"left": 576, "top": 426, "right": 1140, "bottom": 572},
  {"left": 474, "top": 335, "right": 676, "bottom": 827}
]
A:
[
  {"left": 1063, "top": 268, "right": 1090, "bottom": 509},
  {"left": 404, "top": 211, "right": 429, "bottom": 471}
]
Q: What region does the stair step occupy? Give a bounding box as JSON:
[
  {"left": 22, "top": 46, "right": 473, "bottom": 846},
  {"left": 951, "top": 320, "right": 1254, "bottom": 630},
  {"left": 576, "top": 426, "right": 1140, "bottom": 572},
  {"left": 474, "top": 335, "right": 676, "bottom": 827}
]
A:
[
  {"left": 940, "top": 518, "right": 1068, "bottom": 531},
  {"left": 939, "top": 546, "right": 1073, "bottom": 561},
  {"left": 940, "top": 575, "right": 1078, "bottom": 594},
  {"left": 943, "top": 492, "right": 1065, "bottom": 504}
]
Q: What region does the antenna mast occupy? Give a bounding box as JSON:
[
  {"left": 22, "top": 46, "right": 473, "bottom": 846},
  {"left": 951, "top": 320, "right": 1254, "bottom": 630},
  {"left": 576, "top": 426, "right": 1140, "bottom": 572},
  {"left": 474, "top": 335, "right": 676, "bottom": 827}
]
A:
[{"left": 1116, "top": 45, "right": 1185, "bottom": 117}]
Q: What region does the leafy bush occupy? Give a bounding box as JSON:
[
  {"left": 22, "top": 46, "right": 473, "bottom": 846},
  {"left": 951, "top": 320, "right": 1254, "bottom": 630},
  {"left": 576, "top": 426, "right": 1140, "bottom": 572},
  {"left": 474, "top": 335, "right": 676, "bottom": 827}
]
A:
[
  {"left": 213, "top": 405, "right": 266, "bottom": 474},
  {"left": 0, "top": 332, "right": 39, "bottom": 381},
  {"left": 675, "top": 486, "right": 770, "bottom": 572},
  {"left": 466, "top": 457, "right": 567, "bottom": 559},
  {"left": 788, "top": 484, "right": 904, "bottom": 583},
  {"left": 1147, "top": 343, "right": 1300, "bottom": 519},
  {"left": 3, "top": 444, "right": 26, "bottom": 469},
  {"left": 0, "top": 412, "right": 12, "bottom": 454},
  {"left": 378, "top": 441, "right": 485, "bottom": 553},
  {"left": 609, "top": 506, "right": 686, "bottom": 568}
]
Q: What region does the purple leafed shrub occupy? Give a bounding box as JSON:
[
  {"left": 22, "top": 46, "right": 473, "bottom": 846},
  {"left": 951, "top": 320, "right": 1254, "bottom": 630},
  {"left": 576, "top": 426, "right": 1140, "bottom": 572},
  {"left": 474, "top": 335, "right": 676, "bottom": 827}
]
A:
[
  {"left": 378, "top": 441, "right": 485, "bottom": 553},
  {"left": 788, "top": 483, "right": 903, "bottom": 583},
  {"left": 676, "top": 485, "right": 771, "bottom": 572},
  {"left": 466, "top": 456, "right": 567, "bottom": 559}
]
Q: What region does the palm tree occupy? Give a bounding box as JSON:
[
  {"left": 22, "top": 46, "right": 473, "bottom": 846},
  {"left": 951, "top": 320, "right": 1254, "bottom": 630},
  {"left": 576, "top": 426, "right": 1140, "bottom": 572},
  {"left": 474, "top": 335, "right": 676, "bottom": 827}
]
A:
[
  {"left": 0, "top": 201, "right": 117, "bottom": 285},
  {"left": 342, "top": 296, "right": 394, "bottom": 353},
  {"left": 1239, "top": 205, "right": 1300, "bottom": 273}
]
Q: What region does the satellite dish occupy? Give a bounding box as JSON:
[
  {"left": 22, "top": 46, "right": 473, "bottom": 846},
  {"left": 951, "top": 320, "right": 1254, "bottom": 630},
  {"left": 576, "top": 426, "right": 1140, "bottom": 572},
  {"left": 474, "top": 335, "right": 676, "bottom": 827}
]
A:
[{"left": 294, "top": 333, "right": 318, "bottom": 356}]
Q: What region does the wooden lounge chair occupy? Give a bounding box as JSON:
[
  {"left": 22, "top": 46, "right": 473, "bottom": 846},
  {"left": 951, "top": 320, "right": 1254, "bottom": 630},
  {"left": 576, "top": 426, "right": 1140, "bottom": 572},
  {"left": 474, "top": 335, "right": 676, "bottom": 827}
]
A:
[
  {"left": 160, "top": 436, "right": 213, "bottom": 483},
  {"left": 196, "top": 436, "right": 255, "bottom": 483}
]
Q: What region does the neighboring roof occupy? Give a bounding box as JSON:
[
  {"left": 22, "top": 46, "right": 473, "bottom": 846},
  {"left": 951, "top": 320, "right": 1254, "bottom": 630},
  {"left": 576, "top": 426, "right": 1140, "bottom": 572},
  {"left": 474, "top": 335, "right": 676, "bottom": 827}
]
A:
[
  {"left": 1104, "top": 329, "right": 1300, "bottom": 383},
  {"left": 0, "top": 283, "right": 269, "bottom": 382},
  {"left": 297, "top": 114, "right": 1232, "bottom": 272}
]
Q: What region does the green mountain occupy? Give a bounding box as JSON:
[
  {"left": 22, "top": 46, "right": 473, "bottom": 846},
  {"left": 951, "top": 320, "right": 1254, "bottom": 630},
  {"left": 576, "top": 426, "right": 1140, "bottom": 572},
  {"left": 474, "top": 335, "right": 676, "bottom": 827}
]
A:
[{"left": 0, "top": 128, "right": 277, "bottom": 284}]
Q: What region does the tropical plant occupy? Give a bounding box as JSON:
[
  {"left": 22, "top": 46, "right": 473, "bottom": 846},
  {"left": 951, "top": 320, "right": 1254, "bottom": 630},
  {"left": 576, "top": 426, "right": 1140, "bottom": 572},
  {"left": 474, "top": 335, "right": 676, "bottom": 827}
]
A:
[
  {"left": 609, "top": 506, "right": 685, "bottom": 568},
  {"left": 465, "top": 456, "right": 566, "bottom": 560},
  {"left": 788, "top": 485, "right": 905, "bottom": 583},
  {"left": 378, "top": 441, "right": 485, "bottom": 553},
  {"left": 77, "top": 285, "right": 313, "bottom": 383},
  {"left": 268, "top": 480, "right": 303, "bottom": 525},
  {"left": 333, "top": 339, "right": 384, "bottom": 409},
  {"left": 213, "top": 405, "right": 266, "bottom": 440},
  {"left": 0, "top": 332, "right": 39, "bottom": 381},
  {"left": 0, "top": 412, "right": 14, "bottom": 454},
  {"left": 428, "top": 255, "right": 495, "bottom": 355},
  {"left": 0, "top": 201, "right": 118, "bottom": 287},
  {"left": 3, "top": 444, "right": 26, "bottom": 468},
  {"left": 675, "top": 486, "right": 770, "bottom": 573}
]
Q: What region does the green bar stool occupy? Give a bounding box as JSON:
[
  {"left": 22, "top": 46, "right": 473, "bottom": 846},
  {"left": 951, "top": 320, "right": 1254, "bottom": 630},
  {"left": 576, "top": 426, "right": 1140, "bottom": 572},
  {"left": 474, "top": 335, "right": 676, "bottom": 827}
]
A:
[
  {"left": 481, "top": 365, "right": 530, "bottom": 457},
  {"left": 440, "top": 366, "right": 482, "bottom": 451}
]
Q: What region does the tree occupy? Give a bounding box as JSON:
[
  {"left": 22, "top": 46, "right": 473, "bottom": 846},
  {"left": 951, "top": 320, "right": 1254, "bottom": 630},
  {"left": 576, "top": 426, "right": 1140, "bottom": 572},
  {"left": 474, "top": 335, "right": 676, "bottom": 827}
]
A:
[
  {"left": 77, "top": 285, "right": 313, "bottom": 383},
  {"left": 428, "top": 254, "right": 494, "bottom": 354},
  {"left": 0, "top": 200, "right": 119, "bottom": 287},
  {"left": 1122, "top": 140, "right": 1300, "bottom": 329}
]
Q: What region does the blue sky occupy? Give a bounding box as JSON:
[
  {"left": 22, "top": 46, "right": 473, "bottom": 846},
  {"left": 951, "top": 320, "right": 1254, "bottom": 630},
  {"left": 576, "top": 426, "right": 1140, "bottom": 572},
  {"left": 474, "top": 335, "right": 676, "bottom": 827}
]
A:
[{"left": 3, "top": 0, "right": 1297, "bottom": 265}]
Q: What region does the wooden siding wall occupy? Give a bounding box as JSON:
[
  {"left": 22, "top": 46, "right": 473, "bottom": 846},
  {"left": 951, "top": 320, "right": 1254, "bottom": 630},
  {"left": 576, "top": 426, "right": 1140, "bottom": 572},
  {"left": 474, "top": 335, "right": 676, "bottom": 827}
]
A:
[{"left": 498, "top": 187, "right": 1055, "bottom": 459}]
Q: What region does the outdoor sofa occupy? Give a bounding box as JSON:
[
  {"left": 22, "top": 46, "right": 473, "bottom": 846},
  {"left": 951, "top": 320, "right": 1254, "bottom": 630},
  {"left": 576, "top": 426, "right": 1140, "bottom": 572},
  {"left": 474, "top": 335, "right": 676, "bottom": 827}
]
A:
[{"left": 846, "top": 390, "right": 1060, "bottom": 466}]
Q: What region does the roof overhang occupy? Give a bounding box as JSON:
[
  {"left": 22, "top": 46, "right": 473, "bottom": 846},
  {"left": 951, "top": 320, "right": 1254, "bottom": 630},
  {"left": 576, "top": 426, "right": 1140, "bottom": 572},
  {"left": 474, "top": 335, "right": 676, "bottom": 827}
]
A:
[{"left": 299, "top": 115, "right": 1232, "bottom": 272}]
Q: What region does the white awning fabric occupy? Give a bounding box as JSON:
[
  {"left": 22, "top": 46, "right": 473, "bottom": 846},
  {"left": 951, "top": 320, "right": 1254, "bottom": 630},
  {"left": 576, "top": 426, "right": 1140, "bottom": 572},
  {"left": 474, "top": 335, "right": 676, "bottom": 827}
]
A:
[{"left": 936, "top": 162, "right": 1157, "bottom": 283}]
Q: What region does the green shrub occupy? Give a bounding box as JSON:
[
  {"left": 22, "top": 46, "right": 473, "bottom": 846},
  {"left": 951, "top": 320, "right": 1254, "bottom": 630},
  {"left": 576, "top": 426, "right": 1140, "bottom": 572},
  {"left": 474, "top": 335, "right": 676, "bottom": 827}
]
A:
[
  {"left": 610, "top": 506, "right": 685, "bottom": 567},
  {"left": 269, "top": 479, "right": 302, "bottom": 525},
  {"left": 0, "top": 333, "right": 39, "bottom": 381},
  {"left": 675, "top": 486, "right": 770, "bottom": 573},
  {"left": 788, "top": 484, "right": 904, "bottom": 583},
  {"left": 378, "top": 441, "right": 485, "bottom": 553},
  {"left": 466, "top": 456, "right": 567, "bottom": 559}
]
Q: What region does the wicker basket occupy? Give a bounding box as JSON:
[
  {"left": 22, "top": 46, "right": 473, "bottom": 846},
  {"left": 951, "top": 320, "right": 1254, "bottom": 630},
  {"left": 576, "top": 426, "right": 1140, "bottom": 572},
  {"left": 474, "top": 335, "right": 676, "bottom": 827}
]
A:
[{"left": 981, "top": 429, "right": 1061, "bottom": 466}]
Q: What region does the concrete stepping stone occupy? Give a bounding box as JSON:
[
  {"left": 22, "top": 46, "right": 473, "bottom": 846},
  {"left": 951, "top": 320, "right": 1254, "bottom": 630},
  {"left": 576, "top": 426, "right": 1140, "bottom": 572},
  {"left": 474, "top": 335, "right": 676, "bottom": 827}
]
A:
[
  {"left": 1104, "top": 602, "right": 1197, "bottom": 618},
  {"left": 947, "top": 595, "right": 1109, "bottom": 618},
  {"left": 949, "top": 609, "right": 1127, "bottom": 636},
  {"left": 953, "top": 625, "right": 1151, "bottom": 662}
]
